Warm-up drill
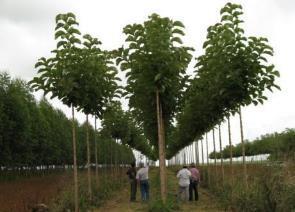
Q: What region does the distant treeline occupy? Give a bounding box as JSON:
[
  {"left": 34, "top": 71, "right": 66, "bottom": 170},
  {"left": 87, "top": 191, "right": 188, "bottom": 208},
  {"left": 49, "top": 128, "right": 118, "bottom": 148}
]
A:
[
  {"left": 0, "top": 72, "right": 134, "bottom": 168},
  {"left": 210, "top": 129, "right": 295, "bottom": 161}
]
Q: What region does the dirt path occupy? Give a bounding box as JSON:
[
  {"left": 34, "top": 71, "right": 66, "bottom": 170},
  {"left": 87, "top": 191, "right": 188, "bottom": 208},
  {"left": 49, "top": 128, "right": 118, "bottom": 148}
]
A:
[{"left": 95, "top": 168, "right": 222, "bottom": 212}]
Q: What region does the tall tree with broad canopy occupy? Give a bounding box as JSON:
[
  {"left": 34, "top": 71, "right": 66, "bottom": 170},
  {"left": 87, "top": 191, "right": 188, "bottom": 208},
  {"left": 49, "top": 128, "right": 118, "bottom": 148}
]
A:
[
  {"left": 116, "top": 14, "right": 193, "bottom": 202},
  {"left": 30, "top": 12, "right": 119, "bottom": 209}
]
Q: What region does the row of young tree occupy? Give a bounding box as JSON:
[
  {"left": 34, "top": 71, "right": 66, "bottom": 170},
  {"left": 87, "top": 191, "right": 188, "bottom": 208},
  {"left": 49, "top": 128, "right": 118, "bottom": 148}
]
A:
[
  {"left": 29, "top": 12, "right": 158, "bottom": 210},
  {"left": 28, "top": 2, "right": 280, "bottom": 206},
  {"left": 209, "top": 128, "right": 295, "bottom": 161},
  {"left": 115, "top": 2, "right": 280, "bottom": 200},
  {"left": 0, "top": 72, "right": 135, "bottom": 168}
]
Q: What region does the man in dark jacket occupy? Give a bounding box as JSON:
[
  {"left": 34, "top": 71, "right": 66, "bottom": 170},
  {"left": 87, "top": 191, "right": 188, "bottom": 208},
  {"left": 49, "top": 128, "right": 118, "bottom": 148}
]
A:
[{"left": 126, "top": 161, "right": 137, "bottom": 201}]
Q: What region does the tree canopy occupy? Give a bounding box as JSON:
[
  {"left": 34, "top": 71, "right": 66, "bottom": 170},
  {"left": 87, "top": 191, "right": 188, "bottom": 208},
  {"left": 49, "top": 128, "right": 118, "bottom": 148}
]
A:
[{"left": 166, "top": 3, "right": 280, "bottom": 158}]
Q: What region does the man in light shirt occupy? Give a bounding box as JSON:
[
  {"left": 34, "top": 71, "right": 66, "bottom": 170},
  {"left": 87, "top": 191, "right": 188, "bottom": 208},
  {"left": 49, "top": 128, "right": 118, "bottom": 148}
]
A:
[
  {"left": 176, "top": 165, "right": 191, "bottom": 201},
  {"left": 136, "top": 162, "right": 149, "bottom": 201}
]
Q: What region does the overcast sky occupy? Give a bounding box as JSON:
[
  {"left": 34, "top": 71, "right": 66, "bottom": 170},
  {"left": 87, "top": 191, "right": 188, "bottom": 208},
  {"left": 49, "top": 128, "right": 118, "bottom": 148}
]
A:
[{"left": 1, "top": 0, "right": 294, "bottom": 156}]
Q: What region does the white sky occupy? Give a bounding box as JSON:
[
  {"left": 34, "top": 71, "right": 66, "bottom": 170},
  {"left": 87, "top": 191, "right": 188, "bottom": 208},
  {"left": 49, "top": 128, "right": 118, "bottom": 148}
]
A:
[{"left": 1, "top": 0, "right": 295, "bottom": 156}]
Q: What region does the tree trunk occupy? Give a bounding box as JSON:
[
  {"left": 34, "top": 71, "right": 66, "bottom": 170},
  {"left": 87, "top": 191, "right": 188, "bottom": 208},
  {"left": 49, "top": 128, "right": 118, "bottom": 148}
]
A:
[
  {"left": 212, "top": 128, "right": 217, "bottom": 178},
  {"left": 227, "top": 116, "right": 233, "bottom": 187},
  {"left": 156, "top": 89, "right": 167, "bottom": 203},
  {"left": 239, "top": 107, "right": 247, "bottom": 188},
  {"left": 201, "top": 139, "right": 204, "bottom": 165},
  {"left": 86, "top": 115, "right": 92, "bottom": 201},
  {"left": 72, "top": 106, "right": 79, "bottom": 212},
  {"left": 110, "top": 139, "right": 113, "bottom": 178},
  {"left": 206, "top": 133, "right": 210, "bottom": 187},
  {"left": 218, "top": 124, "right": 224, "bottom": 185},
  {"left": 195, "top": 141, "right": 198, "bottom": 165},
  {"left": 115, "top": 139, "right": 118, "bottom": 177},
  {"left": 197, "top": 141, "right": 200, "bottom": 165},
  {"left": 94, "top": 117, "right": 98, "bottom": 182}
]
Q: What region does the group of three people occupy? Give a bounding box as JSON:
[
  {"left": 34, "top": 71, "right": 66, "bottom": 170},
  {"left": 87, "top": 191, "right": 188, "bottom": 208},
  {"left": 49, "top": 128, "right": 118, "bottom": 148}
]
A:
[{"left": 126, "top": 162, "right": 200, "bottom": 202}]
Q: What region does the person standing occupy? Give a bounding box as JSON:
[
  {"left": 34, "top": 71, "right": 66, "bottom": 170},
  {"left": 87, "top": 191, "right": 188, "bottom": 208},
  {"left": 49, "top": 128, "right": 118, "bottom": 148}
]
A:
[
  {"left": 176, "top": 165, "right": 191, "bottom": 201},
  {"left": 136, "top": 162, "right": 149, "bottom": 201},
  {"left": 189, "top": 163, "right": 200, "bottom": 201},
  {"left": 126, "top": 161, "right": 137, "bottom": 202}
]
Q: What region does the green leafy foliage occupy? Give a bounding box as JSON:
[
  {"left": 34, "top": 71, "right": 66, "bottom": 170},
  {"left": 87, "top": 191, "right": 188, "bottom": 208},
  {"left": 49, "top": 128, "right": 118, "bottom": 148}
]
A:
[
  {"left": 101, "top": 101, "right": 156, "bottom": 160},
  {"left": 0, "top": 73, "right": 134, "bottom": 167},
  {"left": 167, "top": 2, "right": 280, "bottom": 158},
  {"left": 116, "top": 13, "right": 193, "bottom": 150},
  {"left": 30, "top": 13, "right": 119, "bottom": 118}
]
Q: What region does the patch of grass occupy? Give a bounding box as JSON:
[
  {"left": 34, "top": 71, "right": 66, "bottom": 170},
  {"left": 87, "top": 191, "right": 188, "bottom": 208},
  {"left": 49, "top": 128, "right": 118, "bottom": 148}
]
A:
[
  {"left": 148, "top": 197, "right": 180, "bottom": 212},
  {"left": 147, "top": 168, "right": 180, "bottom": 212},
  {"left": 200, "top": 163, "right": 295, "bottom": 212},
  {"left": 50, "top": 170, "right": 127, "bottom": 211}
]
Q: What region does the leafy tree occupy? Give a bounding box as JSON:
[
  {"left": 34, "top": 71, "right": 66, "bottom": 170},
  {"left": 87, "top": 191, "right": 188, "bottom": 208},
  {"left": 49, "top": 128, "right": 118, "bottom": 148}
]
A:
[
  {"left": 116, "top": 14, "right": 193, "bottom": 201},
  {"left": 30, "top": 11, "right": 120, "bottom": 203}
]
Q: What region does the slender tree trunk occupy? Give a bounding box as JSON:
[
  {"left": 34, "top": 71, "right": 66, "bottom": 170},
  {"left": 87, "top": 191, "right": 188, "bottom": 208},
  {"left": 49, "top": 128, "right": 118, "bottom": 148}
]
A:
[
  {"left": 86, "top": 115, "right": 92, "bottom": 201},
  {"left": 192, "top": 144, "right": 195, "bottom": 164},
  {"left": 72, "top": 106, "right": 79, "bottom": 212},
  {"left": 110, "top": 139, "right": 113, "bottom": 178},
  {"left": 187, "top": 147, "right": 189, "bottom": 164},
  {"left": 197, "top": 141, "right": 200, "bottom": 165},
  {"left": 187, "top": 147, "right": 190, "bottom": 164},
  {"left": 212, "top": 128, "right": 217, "bottom": 178},
  {"left": 183, "top": 149, "right": 186, "bottom": 165},
  {"left": 185, "top": 147, "right": 188, "bottom": 164},
  {"left": 160, "top": 100, "right": 168, "bottom": 198},
  {"left": 195, "top": 141, "right": 198, "bottom": 165},
  {"left": 239, "top": 107, "right": 247, "bottom": 188},
  {"left": 189, "top": 146, "right": 191, "bottom": 164},
  {"left": 94, "top": 117, "right": 98, "bottom": 182},
  {"left": 201, "top": 139, "right": 204, "bottom": 165},
  {"left": 227, "top": 116, "right": 233, "bottom": 187},
  {"left": 218, "top": 124, "right": 224, "bottom": 185},
  {"left": 104, "top": 139, "right": 107, "bottom": 179},
  {"left": 206, "top": 133, "right": 210, "bottom": 187},
  {"left": 115, "top": 139, "right": 118, "bottom": 177},
  {"left": 156, "top": 89, "right": 167, "bottom": 202}
]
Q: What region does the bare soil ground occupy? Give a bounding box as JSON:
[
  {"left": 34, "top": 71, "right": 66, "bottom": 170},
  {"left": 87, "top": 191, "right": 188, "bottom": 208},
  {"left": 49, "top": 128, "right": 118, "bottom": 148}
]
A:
[{"left": 0, "top": 172, "right": 71, "bottom": 212}]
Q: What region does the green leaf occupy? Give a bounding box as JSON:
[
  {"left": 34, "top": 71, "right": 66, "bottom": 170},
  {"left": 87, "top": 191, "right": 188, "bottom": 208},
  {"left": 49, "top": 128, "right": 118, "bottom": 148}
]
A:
[
  {"left": 55, "top": 14, "right": 63, "bottom": 23},
  {"left": 126, "top": 35, "right": 135, "bottom": 42},
  {"left": 273, "top": 84, "right": 281, "bottom": 90},
  {"left": 263, "top": 50, "right": 273, "bottom": 56},
  {"left": 272, "top": 70, "right": 280, "bottom": 77},
  {"left": 154, "top": 73, "right": 162, "bottom": 82},
  {"left": 116, "top": 57, "right": 123, "bottom": 66},
  {"left": 258, "top": 98, "right": 264, "bottom": 104},
  {"left": 172, "top": 28, "right": 185, "bottom": 36},
  {"left": 67, "top": 12, "right": 76, "bottom": 19},
  {"left": 57, "top": 41, "right": 67, "bottom": 49},
  {"left": 55, "top": 30, "right": 66, "bottom": 39},
  {"left": 171, "top": 37, "right": 183, "bottom": 44},
  {"left": 55, "top": 22, "right": 64, "bottom": 30},
  {"left": 221, "top": 15, "right": 233, "bottom": 22},
  {"left": 68, "top": 27, "right": 81, "bottom": 35},
  {"left": 173, "top": 21, "right": 185, "bottom": 28},
  {"left": 69, "top": 37, "right": 81, "bottom": 44}
]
